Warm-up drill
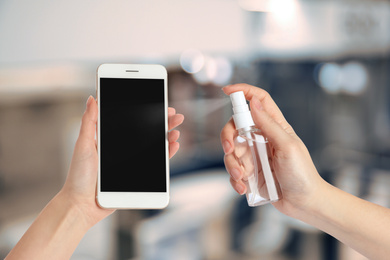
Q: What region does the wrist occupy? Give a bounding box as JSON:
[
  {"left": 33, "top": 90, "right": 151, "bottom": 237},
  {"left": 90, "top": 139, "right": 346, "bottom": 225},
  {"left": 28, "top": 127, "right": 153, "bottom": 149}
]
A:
[
  {"left": 54, "top": 191, "right": 93, "bottom": 232},
  {"left": 291, "top": 179, "right": 339, "bottom": 228},
  {"left": 6, "top": 191, "right": 91, "bottom": 260},
  {"left": 287, "top": 177, "right": 332, "bottom": 221},
  {"left": 57, "top": 187, "right": 115, "bottom": 230}
]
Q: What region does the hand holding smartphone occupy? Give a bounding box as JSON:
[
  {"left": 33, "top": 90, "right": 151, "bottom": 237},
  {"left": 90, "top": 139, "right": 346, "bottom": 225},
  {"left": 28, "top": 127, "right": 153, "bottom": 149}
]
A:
[{"left": 96, "top": 64, "right": 169, "bottom": 209}]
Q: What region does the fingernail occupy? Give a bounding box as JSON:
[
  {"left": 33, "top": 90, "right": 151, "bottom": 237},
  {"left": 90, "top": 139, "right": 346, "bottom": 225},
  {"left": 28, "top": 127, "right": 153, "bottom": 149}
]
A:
[
  {"left": 231, "top": 168, "right": 241, "bottom": 181},
  {"left": 221, "top": 85, "right": 230, "bottom": 93},
  {"left": 236, "top": 182, "right": 246, "bottom": 195},
  {"left": 86, "top": 96, "right": 93, "bottom": 106},
  {"left": 222, "top": 140, "right": 231, "bottom": 154}
]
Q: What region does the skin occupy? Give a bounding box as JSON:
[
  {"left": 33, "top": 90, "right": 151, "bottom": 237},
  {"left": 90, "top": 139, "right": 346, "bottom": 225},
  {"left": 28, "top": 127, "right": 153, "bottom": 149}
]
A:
[
  {"left": 221, "top": 83, "right": 390, "bottom": 260},
  {"left": 7, "top": 86, "right": 390, "bottom": 259},
  {"left": 6, "top": 96, "right": 184, "bottom": 260}
]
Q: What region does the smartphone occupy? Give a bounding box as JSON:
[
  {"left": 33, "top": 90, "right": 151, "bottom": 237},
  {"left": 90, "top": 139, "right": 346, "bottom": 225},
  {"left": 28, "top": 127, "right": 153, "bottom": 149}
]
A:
[{"left": 96, "top": 64, "right": 169, "bottom": 209}]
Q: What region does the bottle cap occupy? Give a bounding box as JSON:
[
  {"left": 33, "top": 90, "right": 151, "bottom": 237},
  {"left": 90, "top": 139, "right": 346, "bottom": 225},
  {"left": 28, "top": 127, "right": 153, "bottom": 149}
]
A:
[{"left": 230, "top": 91, "right": 255, "bottom": 130}]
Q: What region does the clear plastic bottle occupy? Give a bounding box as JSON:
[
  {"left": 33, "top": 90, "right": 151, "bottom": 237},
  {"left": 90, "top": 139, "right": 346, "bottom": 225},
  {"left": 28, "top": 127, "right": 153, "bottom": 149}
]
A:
[{"left": 230, "top": 91, "right": 281, "bottom": 206}]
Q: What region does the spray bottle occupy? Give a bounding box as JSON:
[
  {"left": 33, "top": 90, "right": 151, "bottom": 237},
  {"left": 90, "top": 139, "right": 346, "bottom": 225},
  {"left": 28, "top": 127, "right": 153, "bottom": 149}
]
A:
[{"left": 230, "top": 91, "right": 281, "bottom": 206}]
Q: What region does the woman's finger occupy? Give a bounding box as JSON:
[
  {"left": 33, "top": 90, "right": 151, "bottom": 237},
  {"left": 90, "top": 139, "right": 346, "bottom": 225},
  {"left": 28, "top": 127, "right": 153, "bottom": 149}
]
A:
[
  {"left": 250, "top": 98, "right": 295, "bottom": 149},
  {"left": 169, "top": 142, "right": 180, "bottom": 159},
  {"left": 223, "top": 84, "right": 291, "bottom": 133},
  {"left": 168, "top": 114, "right": 184, "bottom": 131},
  {"left": 76, "top": 96, "right": 98, "bottom": 151},
  {"left": 168, "top": 130, "right": 180, "bottom": 143},
  {"left": 220, "top": 118, "right": 236, "bottom": 154},
  {"left": 168, "top": 107, "right": 176, "bottom": 117},
  {"left": 230, "top": 177, "right": 246, "bottom": 195},
  {"left": 224, "top": 153, "right": 243, "bottom": 181}
]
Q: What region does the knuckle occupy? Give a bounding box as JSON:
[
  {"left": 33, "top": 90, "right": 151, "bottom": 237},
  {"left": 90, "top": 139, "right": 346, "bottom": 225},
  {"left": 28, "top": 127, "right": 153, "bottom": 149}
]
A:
[
  {"left": 284, "top": 138, "right": 304, "bottom": 154},
  {"left": 260, "top": 89, "right": 271, "bottom": 101},
  {"left": 223, "top": 154, "right": 231, "bottom": 167},
  {"left": 229, "top": 176, "right": 238, "bottom": 186}
]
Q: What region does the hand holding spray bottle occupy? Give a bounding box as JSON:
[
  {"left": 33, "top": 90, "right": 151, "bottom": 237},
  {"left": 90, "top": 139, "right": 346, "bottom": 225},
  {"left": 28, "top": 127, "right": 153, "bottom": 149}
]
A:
[{"left": 230, "top": 91, "right": 281, "bottom": 206}]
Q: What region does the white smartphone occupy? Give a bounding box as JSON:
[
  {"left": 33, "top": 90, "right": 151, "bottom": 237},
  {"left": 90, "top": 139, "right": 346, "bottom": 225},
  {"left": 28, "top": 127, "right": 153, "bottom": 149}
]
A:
[{"left": 96, "top": 64, "right": 169, "bottom": 209}]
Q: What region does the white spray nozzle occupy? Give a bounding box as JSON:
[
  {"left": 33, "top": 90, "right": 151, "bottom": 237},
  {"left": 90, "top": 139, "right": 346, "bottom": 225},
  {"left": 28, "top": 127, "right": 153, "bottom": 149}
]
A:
[
  {"left": 230, "top": 91, "right": 255, "bottom": 130},
  {"left": 230, "top": 91, "right": 247, "bottom": 109}
]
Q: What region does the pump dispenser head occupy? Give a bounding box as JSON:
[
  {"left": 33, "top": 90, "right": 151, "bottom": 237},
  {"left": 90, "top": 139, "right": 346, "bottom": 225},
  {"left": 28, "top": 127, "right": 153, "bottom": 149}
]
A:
[{"left": 230, "top": 91, "right": 255, "bottom": 130}]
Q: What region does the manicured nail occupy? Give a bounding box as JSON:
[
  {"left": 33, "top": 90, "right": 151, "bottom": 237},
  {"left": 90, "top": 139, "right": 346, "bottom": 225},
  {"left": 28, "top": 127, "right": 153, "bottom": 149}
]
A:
[
  {"left": 86, "top": 96, "right": 93, "bottom": 106},
  {"left": 231, "top": 168, "right": 241, "bottom": 181},
  {"left": 236, "top": 182, "right": 246, "bottom": 195},
  {"left": 222, "top": 140, "right": 231, "bottom": 154},
  {"left": 221, "top": 85, "right": 231, "bottom": 93}
]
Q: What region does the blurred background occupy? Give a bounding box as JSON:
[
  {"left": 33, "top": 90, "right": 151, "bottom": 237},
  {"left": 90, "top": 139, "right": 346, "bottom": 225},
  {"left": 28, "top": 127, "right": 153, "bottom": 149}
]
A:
[{"left": 0, "top": 0, "right": 389, "bottom": 259}]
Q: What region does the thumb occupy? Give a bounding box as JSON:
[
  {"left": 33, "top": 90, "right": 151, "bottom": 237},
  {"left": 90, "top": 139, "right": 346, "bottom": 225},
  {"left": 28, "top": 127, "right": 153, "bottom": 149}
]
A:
[
  {"left": 78, "top": 96, "right": 98, "bottom": 144},
  {"left": 73, "top": 96, "right": 98, "bottom": 159},
  {"left": 250, "top": 97, "right": 292, "bottom": 149}
]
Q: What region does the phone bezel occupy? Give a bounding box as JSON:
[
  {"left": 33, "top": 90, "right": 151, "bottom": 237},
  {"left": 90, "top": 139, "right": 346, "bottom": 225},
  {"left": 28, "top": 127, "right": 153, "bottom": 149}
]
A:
[{"left": 96, "top": 63, "right": 169, "bottom": 209}]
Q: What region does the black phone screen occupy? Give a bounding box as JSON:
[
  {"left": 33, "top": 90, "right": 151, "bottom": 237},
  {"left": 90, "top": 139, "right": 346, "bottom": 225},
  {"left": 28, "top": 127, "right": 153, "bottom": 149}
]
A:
[{"left": 100, "top": 78, "right": 167, "bottom": 192}]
